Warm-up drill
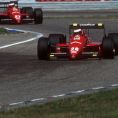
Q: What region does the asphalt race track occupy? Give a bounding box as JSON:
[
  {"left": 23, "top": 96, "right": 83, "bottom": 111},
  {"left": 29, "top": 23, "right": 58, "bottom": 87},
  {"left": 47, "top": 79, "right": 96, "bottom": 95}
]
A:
[{"left": 0, "top": 13, "right": 118, "bottom": 105}]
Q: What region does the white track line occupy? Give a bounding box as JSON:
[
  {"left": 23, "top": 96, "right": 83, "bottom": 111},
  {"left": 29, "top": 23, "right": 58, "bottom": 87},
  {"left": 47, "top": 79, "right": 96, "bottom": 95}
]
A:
[
  {"left": 111, "top": 84, "right": 118, "bottom": 87},
  {"left": 0, "top": 35, "right": 42, "bottom": 49},
  {"left": 9, "top": 101, "right": 24, "bottom": 106},
  {"left": 1, "top": 83, "right": 117, "bottom": 109},
  {"left": 52, "top": 94, "right": 66, "bottom": 98},
  {"left": 0, "top": 28, "right": 43, "bottom": 49},
  {"left": 71, "top": 90, "right": 85, "bottom": 94},
  {"left": 92, "top": 86, "right": 105, "bottom": 90},
  {"left": 31, "top": 98, "right": 45, "bottom": 102}
]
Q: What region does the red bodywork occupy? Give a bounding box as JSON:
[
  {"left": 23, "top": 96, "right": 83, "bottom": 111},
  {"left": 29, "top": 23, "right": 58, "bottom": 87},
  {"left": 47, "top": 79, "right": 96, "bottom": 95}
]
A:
[
  {"left": 56, "top": 34, "right": 101, "bottom": 59},
  {"left": 7, "top": 6, "right": 21, "bottom": 23},
  {"left": 0, "top": 2, "right": 30, "bottom": 24},
  {"left": 50, "top": 24, "right": 104, "bottom": 60},
  {"left": 69, "top": 34, "right": 88, "bottom": 59}
]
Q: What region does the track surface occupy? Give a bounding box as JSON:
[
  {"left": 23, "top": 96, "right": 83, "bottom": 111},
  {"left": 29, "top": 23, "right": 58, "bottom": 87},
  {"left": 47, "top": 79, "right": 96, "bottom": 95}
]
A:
[{"left": 0, "top": 16, "right": 118, "bottom": 105}]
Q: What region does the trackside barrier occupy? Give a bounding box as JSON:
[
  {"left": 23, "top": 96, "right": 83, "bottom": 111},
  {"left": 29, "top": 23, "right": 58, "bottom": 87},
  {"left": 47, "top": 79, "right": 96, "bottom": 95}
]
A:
[
  {"left": 36, "top": 0, "right": 110, "bottom": 1},
  {"left": 19, "top": 1, "right": 118, "bottom": 11}
]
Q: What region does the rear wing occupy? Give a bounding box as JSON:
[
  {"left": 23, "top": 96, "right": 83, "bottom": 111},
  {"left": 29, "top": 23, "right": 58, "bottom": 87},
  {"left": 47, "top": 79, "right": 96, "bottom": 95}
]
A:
[
  {"left": 69, "top": 23, "right": 106, "bottom": 36},
  {"left": 69, "top": 23, "right": 104, "bottom": 29}
]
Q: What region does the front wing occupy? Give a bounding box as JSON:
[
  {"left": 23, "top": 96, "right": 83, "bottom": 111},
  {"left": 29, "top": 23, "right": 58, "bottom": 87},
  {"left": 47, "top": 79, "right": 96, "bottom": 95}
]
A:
[
  {"left": 0, "top": 13, "right": 33, "bottom": 23},
  {"left": 49, "top": 43, "right": 102, "bottom": 60}
]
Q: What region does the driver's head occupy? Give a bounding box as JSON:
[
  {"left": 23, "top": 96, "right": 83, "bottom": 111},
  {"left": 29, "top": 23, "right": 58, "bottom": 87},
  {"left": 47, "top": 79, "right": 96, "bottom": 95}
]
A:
[{"left": 74, "top": 29, "right": 83, "bottom": 35}]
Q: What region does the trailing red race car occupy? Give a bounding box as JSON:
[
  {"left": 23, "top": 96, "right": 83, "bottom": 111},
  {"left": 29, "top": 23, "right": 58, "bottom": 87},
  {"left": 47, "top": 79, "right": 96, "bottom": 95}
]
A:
[
  {"left": 37, "top": 23, "right": 118, "bottom": 60},
  {"left": 0, "top": 1, "right": 43, "bottom": 24}
]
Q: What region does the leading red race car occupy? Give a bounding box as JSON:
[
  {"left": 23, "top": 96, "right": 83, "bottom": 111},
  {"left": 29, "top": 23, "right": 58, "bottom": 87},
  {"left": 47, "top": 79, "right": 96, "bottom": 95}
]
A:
[
  {"left": 37, "top": 23, "right": 118, "bottom": 60},
  {"left": 0, "top": 1, "right": 43, "bottom": 24}
]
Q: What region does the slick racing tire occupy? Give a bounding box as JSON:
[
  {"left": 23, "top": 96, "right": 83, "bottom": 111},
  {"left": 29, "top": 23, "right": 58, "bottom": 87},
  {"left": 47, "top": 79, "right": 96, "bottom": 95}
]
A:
[
  {"left": 34, "top": 8, "right": 43, "bottom": 24},
  {"left": 49, "top": 34, "right": 66, "bottom": 45},
  {"left": 21, "top": 7, "right": 33, "bottom": 18},
  {"left": 108, "top": 33, "right": 118, "bottom": 55},
  {"left": 49, "top": 34, "right": 66, "bottom": 52},
  {"left": 102, "top": 37, "right": 114, "bottom": 59},
  {"left": 37, "top": 37, "right": 49, "bottom": 60}
]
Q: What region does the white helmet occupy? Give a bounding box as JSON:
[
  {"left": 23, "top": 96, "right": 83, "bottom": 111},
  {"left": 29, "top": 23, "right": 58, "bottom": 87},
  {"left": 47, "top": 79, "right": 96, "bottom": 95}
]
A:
[
  {"left": 8, "top": 3, "right": 15, "bottom": 6},
  {"left": 74, "top": 29, "right": 82, "bottom": 33}
]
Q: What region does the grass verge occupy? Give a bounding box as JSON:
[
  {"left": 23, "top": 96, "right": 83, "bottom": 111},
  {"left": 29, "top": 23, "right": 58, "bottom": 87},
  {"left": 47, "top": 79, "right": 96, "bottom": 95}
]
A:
[
  {"left": 0, "top": 88, "right": 118, "bottom": 118},
  {"left": 0, "top": 28, "right": 8, "bottom": 34}
]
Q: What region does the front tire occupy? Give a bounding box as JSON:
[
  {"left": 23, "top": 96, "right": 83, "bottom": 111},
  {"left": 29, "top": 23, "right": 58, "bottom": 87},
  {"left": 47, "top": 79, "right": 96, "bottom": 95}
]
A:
[
  {"left": 49, "top": 34, "right": 66, "bottom": 53},
  {"left": 37, "top": 37, "right": 49, "bottom": 60},
  {"left": 49, "top": 34, "right": 66, "bottom": 45}
]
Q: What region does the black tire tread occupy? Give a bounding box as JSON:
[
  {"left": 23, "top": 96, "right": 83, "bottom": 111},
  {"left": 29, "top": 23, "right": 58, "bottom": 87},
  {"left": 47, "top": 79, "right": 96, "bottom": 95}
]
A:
[
  {"left": 34, "top": 8, "right": 43, "bottom": 24},
  {"left": 102, "top": 37, "right": 114, "bottom": 59},
  {"left": 108, "top": 33, "right": 118, "bottom": 55},
  {"left": 37, "top": 37, "right": 49, "bottom": 60},
  {"left": 21, "top": 7, "right": 33, "bottom": 18},
  {"left": 49, "top": 34, "right": 66, "bottom": 45}
]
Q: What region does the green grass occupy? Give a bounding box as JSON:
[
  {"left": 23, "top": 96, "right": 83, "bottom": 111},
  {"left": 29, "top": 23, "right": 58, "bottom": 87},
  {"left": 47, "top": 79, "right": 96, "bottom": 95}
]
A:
[
  {"left": 0, "top": 28, "right": 8, "bottom": 34},
  {"left": 0, "top": 88, "right": 118, "bottom": 118}
]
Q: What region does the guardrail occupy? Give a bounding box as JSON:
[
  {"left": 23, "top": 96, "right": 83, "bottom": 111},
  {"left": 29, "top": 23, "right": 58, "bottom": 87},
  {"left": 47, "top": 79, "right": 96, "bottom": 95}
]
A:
[{"left": 19, "top": 1, "right": 118, "bottom": 11}]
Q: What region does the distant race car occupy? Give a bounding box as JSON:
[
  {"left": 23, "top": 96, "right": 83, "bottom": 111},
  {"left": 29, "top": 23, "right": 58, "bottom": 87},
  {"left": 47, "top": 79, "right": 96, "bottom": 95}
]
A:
[
  {"left": 0, "top": 1, "right": 43, "bottom": 24},
  {"left": 37, "top": 23, "right": 118, "bottom": 60}
]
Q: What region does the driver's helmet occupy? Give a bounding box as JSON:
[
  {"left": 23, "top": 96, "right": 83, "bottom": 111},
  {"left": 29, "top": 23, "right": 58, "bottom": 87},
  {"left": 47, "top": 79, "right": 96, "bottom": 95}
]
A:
[
  {"left": 74, "top": 29, "right": 83, "bottom": 35},
  {"left": 8, "top": 3, "right": 15, "bottom": 7}
]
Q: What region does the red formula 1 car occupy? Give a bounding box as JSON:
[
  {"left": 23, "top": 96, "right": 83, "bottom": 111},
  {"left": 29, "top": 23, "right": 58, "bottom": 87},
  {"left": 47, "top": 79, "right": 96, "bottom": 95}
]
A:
[
  {"left": 37, "top": 23, "right": 118, "bottom": 60},
  {"left": 0, "top": 1, "right": 43, "bottom": 24}
]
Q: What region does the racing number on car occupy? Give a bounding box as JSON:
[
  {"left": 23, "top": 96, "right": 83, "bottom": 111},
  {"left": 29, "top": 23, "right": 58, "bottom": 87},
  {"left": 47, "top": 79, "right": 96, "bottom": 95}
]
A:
[
  {"left": 15, "top": 15, "right": 21, "bottom": 20},
  {"left": 71, "top": 47, "right": 79, "bottom": 53}
]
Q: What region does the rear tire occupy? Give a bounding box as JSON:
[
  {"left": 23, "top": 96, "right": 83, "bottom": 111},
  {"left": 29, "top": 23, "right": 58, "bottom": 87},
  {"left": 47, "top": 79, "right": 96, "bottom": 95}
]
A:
[
  {"left": 21, "top": 7, "right": 33, "bottom": 18},
  {"left": 37, "top": 37, "right": 49, "bottom": 60},
  {"left": 108, "top": 33, "right": 118, "bottom": 55},
  {"left": 34, "top": 8, "right": 43, "bottom": 24},
  {"left": 102, "top": 37, "right": 114, "bottom": 59}
]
